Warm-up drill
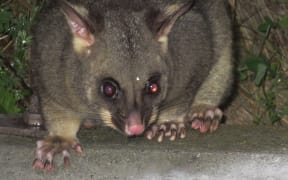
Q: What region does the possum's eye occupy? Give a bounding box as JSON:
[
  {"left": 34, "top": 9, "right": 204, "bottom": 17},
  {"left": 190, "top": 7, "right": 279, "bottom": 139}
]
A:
[
  {"left": 146, "top": 76, "right": 161, "bottom": 95},
  {"left": 101, "top": 79, "right": 119, "bottom": 99}
]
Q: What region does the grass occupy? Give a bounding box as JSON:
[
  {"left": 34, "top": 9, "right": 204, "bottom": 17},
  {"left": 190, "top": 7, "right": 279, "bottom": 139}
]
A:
[{"left": 0, "top": 0, "right": 41, "bottom": 114}]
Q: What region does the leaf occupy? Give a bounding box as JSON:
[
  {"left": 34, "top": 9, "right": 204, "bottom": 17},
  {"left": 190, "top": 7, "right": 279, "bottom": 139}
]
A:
[
  {"left": 237, "top": 66, "right": 248, "bottom": 81},
  {"left": 268, "top": 63, "right": 279, "bottom": 78},
  {"left": 239, "top": 72, "right": 248, "bottom": 81},
  {"left": 258, "top": 16, "right": 277, "bottom": 33},
  {"left": 245, "top": 56, "right": 264, "bottom": 72},
  {"left": 245, "top": 56, "right": 269, "bottom": 86},
  {"left": 279, "top": 16, "right": 288, "bottom": 29},
  {"left": 0, "top": 88, "right": 21, "bottom": 114},
  {"left": 258, "top": 22, "right": 270, "bottom": 33},
  {"left": 264, "top": 16, "right": 273, "bottom": 26},
  {"left": 253, "top": 63, "right": 268, "bottom": 86},
  {"left": 237, "top": 65, "right": 248, "bottom": 72},
  {"left": 0, "top": 9, "right": 12, "bottom": 33}
]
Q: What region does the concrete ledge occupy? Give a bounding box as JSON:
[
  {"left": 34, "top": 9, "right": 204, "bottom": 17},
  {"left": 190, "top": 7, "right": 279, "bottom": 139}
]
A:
[{"left": 0, "top": 125, "right": 287, "bottom": 179}]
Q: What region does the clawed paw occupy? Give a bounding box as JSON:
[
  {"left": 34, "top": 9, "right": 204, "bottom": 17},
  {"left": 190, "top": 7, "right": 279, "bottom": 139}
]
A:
[
  {"left": 32, "top": 136, "right": 83, "bottom": 172},
  {"left": 145, "top": 123, "right": 186, "bottom": 142},
  {"left": 187, "top": 107, "right": 223, "bottom": 133}
]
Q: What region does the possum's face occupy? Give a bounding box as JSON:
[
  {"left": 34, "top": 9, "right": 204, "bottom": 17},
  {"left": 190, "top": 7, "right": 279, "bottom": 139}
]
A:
[
  {"left": 84, "top": 15, "right": 169, "bottom": 135},
  {"left": 89, "top": 49, "right": 169, "bottom": 136},
  {"left": 60, "top": 0, "right": 191, "bottom": 136}
]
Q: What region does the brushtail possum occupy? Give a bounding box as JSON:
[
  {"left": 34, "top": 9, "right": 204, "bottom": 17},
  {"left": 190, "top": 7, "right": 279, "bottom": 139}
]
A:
[{"left": 30, "top": 0, "right": 234, "bottom": 171}]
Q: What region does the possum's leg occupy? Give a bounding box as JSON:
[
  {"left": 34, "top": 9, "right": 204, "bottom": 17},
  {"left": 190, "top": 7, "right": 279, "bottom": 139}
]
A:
[
  {"left": 146, "top": 42, "right": 233, "bottom": 140},
  {"left": 147, "top": 1, "right": 233, "bottom": 140},
  {"left": 185, "top": 0, "right": 234, "bottom": 133},
  {"left": 186, "top": 46, "right": 233, "bottom": 133},
  {"left": 32, "top": 101, "right": 83, "bottom": 172}
]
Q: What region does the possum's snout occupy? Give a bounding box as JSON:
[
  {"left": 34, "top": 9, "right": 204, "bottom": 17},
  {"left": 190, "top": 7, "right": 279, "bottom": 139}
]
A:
[{"left": 124, "top": 111, "right": 145, "bottom": 136}]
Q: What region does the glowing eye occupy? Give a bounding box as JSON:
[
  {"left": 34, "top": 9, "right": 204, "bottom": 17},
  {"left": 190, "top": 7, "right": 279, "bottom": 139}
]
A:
[
  {"left": 148, "top": 83, "right": 159, "bottom": 94},
  {"left": 146, "top": 76, "right": 161, "bottom": 95},
  {"left": 101, "top": 80, "right": 119, "bottom": 99}
]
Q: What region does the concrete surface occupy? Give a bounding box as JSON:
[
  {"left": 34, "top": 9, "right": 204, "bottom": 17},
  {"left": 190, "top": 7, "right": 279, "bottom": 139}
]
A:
[{"left": 0, "top": 125, "right": 288, "bottom": 180}]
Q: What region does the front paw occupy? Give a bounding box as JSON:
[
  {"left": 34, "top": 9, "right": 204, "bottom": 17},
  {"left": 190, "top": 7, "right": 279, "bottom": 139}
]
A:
[
  {"left": 32, "top": 136, "right": 83, "bottom": 172},
  {"left": 145, "top": 122, "right": 186, "bottom": 142},
  {"left": 186, "top": 105, "right": 223, "bottom": 133}
]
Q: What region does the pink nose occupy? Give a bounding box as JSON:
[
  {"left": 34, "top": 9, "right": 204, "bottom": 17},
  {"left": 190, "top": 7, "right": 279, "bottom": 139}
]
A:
[
  {"left": 125, "top": 124, "right": 144, "bottom": 136},
  {"left": 124, "top": 111, "right": 145, "bottom": 136}
]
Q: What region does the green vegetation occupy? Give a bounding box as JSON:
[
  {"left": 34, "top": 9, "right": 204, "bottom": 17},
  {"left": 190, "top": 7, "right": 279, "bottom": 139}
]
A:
[
  {"left": 0, "top": 1, "right": 41, "bottom": 114},
  {"left": 238, "top": 16, "right": 288, "bottom": 124}
]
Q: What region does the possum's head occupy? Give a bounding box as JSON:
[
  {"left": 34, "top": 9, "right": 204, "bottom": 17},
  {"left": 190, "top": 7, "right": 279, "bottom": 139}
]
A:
[{"left": 60, "top": 0, "right": 193, "bottom": 136}]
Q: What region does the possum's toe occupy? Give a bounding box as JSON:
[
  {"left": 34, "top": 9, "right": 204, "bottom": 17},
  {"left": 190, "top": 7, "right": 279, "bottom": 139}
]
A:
[
  {"left": 32, "top": 136, "right": 83, "bottom": 172},
  {"left": 145, "top": 124, "right": 159, "bottom": 140},
  {"left": 188, "top": 107, "right": 223, "bottom": 133},
  {"left": 178, "top": 123, "right": 186, "bottom": 139},
  {"left": 145, "top": 122, "right": 186, "bottom": 142}
]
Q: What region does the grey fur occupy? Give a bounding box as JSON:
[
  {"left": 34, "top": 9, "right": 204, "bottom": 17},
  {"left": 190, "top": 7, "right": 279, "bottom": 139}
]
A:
[{"left": 30, "top": 0, "right": 233, "bottom": 137}]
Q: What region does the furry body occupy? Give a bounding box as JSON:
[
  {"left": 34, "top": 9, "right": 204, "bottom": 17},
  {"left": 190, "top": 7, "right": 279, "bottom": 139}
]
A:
[{"left": 30, "top": 0, "right": 233, "bottom": 171}]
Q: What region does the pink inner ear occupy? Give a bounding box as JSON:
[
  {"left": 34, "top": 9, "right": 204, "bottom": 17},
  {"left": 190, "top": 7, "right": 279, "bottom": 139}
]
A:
[
  {"left": 61, "top": 0, "right": 95, "bottom": 46},
  {"left": 68, "top": 20, "right": 95, "bottom": 46}
]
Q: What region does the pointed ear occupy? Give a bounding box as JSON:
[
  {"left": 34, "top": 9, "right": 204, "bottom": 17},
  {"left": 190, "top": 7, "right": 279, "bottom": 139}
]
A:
[
  {"left": 60, "top": 0, "right": 95, "bottom": 53},
  {"left": 148, "top": 2, "right": 195, "bottom": 51}
]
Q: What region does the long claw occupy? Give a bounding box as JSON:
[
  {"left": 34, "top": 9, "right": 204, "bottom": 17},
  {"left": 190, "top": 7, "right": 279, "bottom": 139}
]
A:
[
  {"left": 200, "top": 120, "right": 211, "bottom": 133},
  {"left": 169, "top": 124, "right": 177, "bottom": 141},
  {"left": 191, "top": 119, "right": 202, "bottom": 130},
  {"left": 146, "top": 125, "right": 158, "bottom": 140},
  {"left": 62, "top": 150, "right": 71, "bottom": 168},
  {"left": 178, "top": 123, "right": 186, "bottom": 139},
  {"left": 169, "top": 129, "right": 177, "bottom": 141},
  {"left": 74, "top": 144, "right": 83, "bottom": 155},
  {"left": 63, "top": 156, "right": 71, "bottom": 168},
  {"left": 210, "top": 120, "right": 220, "bottom": 132},
  {"left": 44, "top": 160, "right": 54, "bottom": 172},
  {"left": 157, "top": 130, "right": 164, "bottom": 142},
  {"left": 146, "top": 131, "right": 153, "bottom": 140}
]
